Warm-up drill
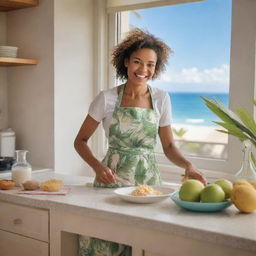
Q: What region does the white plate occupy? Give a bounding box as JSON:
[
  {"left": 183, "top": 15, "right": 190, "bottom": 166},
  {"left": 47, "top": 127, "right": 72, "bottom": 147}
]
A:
[{"left": 114, "top": 186, "right": 175, "bottom": 204}]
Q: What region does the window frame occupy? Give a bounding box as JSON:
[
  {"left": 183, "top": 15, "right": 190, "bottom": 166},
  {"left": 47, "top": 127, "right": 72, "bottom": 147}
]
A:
[{"left": 94, "top": 0, "right": 256, "bottom": 179}]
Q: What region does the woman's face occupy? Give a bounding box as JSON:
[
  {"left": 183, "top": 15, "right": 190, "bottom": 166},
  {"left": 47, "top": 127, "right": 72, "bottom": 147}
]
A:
[{"left": 125, "top": 48, "right": 157, "bottom": 85}]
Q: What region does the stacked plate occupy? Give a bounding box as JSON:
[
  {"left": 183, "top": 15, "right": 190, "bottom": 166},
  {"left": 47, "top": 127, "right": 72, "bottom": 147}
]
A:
[{"left": 0, "top": 46, "right": 18, "bottom": 58}]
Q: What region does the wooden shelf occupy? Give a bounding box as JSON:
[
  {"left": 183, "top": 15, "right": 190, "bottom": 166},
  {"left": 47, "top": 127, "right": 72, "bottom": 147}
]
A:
[
  {"left": 0, "top": 0, "right": 38, "bottom": 12},
  {"left": 0, "top": 57, "right": 37, "bottom": 66}
]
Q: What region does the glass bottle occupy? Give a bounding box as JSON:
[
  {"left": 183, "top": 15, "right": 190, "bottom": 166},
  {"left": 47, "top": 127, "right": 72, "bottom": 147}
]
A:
[
  {"left": 235, "top": 140, "right": 256, "bottom": 182},
  {"left": 11, "top": 150, "right": 32, "bottom": 186}
]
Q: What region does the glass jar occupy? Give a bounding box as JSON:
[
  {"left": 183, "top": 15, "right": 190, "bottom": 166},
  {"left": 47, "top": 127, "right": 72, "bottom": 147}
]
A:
[
  {"left": 11, "top": 150, "right": 32, "bottom": 186},
  {"left": 235, "top": 140, "right": 256, "bottom": 182}
]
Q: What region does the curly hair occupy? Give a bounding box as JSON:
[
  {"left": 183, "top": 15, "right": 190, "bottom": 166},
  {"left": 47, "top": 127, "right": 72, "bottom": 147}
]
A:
[{"left": 111, "top": 28, "right": 172, "bottom": 80}]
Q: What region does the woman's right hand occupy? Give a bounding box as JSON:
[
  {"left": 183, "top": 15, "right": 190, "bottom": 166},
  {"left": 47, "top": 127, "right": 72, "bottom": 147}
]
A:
[{"left": 95, "top": 164, "right": 116, "bottom": 185}]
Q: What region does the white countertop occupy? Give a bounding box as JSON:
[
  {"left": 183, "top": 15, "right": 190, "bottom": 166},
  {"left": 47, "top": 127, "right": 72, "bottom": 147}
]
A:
[{"left": 0, "top": 170, "right": 255, "bottom": 253}]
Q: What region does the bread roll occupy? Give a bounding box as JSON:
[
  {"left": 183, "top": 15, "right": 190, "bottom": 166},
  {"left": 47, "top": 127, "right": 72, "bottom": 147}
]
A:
[{"left": 23, "top": 180, "right": 40, "bottom": 190}]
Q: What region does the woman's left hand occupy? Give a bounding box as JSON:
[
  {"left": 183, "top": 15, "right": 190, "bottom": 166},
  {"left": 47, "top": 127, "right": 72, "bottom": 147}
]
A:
[{"left": 182, "top": 164, "right": 207, "bottom": 186}]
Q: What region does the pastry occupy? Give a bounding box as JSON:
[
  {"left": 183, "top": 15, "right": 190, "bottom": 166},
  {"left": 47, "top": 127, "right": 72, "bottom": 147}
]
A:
[
  {"left": 40, "top": 179, "right": 63, "bottom": 192},
  {"left": 0, "top": 179, "right": 15, "bottom": 190}
]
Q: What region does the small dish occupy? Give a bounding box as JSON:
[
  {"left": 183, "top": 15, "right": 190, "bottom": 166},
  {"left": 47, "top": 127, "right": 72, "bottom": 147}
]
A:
[
  {"left": 171, "top": 191, "right": 232, "bottom": 212},
  {"left": 114, "top": 186, "right": 174, "bottom": 204},
  {"left": 0, "top": 46, "right": 18, "bottom": 58}
]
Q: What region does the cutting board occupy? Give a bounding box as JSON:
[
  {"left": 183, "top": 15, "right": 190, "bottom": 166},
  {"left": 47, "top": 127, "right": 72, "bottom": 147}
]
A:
[{"left": 17, "top": 186, "right": 70, "bottom": 195}]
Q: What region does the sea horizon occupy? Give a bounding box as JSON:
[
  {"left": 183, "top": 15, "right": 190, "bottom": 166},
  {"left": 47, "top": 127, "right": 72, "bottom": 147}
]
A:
[{"left": 168, "top": 91, "right": 229, "bottom": 127}]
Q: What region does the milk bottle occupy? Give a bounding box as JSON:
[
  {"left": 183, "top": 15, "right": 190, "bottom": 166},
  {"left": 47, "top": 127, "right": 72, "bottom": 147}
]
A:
[{"left": 12, "top": 150, "right": 32, "bottom": 186}]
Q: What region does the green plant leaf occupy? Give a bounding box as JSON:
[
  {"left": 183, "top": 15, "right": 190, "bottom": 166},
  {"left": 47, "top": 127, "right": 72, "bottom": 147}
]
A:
[
  {"left": 201, "top": 97, "right": 238, "bottom": 124},
  {"left": 214, "top": 121, "right": 248, "bottom": 140},
  {"left": 173, "top": 127, "right": 187, "bottom": 138},
  {"left": 215, "top": 129, "right": 247, "bottom": 142},
  {"left": 202, "top": 97, "right": 256, "bottom": 146},
  {"left": 236, "top": 108, "right": 256, "bottom": 140}
]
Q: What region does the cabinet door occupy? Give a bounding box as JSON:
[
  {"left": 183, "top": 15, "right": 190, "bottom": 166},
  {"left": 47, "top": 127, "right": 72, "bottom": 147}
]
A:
[
  {"left": 0, "top": 200, "right": 48, "bottom": 241},
  {"left": 0, "top": 229, "right": 48, "bottom": 256}
]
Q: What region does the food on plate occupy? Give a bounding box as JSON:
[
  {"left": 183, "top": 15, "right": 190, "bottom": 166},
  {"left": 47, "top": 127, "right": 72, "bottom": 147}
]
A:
[
  {"left": 22, "top": 180, "right": 40, "bottom": 190},
  {"left": 214, "top": 179, "right": 233, "bottom": 199},
  {"left": 233, "top": 180, "right": 254, "bottom": 189},
  {"left": 200, "top": 184, "right": 225, "bottom": 203},
  {"left": 41, "top": 179, "right": 63, "bottom": 192},
  {"left": 231, "top": 184, "right": 256, "bottom": 213},
  {"left": 179, "top": 179, "right": 204, "bottom": 202},
  {"left": 130, "top": 185, "right": 162, "bottom": 196},
  {"left": 0, "top": 179, "right": 15, "bottom": 190}
]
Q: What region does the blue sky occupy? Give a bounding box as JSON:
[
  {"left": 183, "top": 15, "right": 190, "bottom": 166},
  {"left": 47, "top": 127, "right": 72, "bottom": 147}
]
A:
[{"left": 129, "top": 0, "right": 232, "bottom": 93}]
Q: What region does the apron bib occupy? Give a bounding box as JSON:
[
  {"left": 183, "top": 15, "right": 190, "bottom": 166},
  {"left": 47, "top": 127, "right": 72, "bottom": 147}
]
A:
[{"left": 94, "top": 84, "right": 161, "bottom": 187}]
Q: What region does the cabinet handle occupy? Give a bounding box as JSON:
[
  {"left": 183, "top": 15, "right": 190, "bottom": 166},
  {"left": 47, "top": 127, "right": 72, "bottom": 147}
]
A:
[{"left": 13, "top": 218, "right": 22, "bottom": 225}]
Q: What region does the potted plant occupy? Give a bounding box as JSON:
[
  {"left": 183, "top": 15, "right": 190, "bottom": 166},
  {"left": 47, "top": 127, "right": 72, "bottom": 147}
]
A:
[{"left": 201, "top": 97, "right": 256, "bottom": 170}]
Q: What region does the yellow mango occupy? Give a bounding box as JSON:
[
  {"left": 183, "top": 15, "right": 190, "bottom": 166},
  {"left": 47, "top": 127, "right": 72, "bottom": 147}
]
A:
[
  {"left": 233, "top": 180, "right": 254, "bottom": 189},
  {"left": 231, "top": 185, "right": 256, "bottom": 213}
]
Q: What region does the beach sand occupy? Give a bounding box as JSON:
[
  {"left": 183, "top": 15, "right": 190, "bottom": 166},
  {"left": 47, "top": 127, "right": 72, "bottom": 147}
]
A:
[
  {"left": 155, "top": 124, "right": 228, "bottom": 158},
  {"left": 172, "top": 123, "right": 228, "bottom": 144}
]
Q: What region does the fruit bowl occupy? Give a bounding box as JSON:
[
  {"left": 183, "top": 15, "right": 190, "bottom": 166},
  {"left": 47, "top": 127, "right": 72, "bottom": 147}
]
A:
[{"left": 171, "top": 191, "right": 232, "bottom": 212}]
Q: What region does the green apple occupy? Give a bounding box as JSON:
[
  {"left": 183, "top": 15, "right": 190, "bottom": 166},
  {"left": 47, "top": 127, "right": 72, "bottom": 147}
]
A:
[
  {"left": 214, "top": 178, "right": 233, "bottom": 199},
  {"left": 179, "top": 179, "right": 204, "bottom": 202},
  {"left": 200, "top": 184, "right": 225, "bottom": 203}
]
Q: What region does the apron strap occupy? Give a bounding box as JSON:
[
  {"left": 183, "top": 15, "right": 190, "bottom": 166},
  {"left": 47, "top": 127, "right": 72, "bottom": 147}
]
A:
[
  {"left": 147, "top": 85, "right": 156, "bottom": 112},
  {"left": 113, "top": 84, "right": 126, "bottom": 117},
  {"left": 114, "top": 84, "right": 156, "bottom": 112},
  {"left": 116, "top": 84, "right": 125, "bottom": 108}
]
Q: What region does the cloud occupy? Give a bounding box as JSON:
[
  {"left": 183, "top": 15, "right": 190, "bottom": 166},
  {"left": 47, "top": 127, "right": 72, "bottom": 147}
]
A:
[{"left": 160, "top": 64, "right": 229, "bottom": 85}]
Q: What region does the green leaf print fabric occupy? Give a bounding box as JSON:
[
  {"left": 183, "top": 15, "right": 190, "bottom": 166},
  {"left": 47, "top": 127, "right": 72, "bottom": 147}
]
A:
[
  {"left": 79, "top": 85, "right": 161, "bottom": 256},
  {"left": 79, "top": 237, "right": 131, "bottom": 256}
]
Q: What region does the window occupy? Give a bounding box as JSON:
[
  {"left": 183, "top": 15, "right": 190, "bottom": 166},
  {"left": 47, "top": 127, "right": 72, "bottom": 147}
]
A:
[
  {"left": 95, "top": 0, "right": 256, "bottom": 176},
  {"left": 119, "top": 0, "right": 231, "bottom": 164}
]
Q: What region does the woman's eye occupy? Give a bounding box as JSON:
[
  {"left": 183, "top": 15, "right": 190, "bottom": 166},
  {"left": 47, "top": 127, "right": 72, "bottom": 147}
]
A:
[
  {"left": 148, "top": 64, "right": 155, "bottom": 68},
  {"left": 134, "top": 60, "right": 140, "bottom": 64}
]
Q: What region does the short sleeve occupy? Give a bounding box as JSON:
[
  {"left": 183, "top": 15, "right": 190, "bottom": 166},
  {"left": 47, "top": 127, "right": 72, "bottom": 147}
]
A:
[
  {"left": 88, "top": 91, "right": 105, "bottom": 122},
  {"left": 159, "top": 92, "right": 172, "bottom": 127}
]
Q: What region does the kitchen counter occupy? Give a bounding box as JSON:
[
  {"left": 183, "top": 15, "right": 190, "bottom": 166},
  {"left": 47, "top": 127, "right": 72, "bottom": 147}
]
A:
[{"left": 0, "top": 171, "right": 255, "bottom": 256}]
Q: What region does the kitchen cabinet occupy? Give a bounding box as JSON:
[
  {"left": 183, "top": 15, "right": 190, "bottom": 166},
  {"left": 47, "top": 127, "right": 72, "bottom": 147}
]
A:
[
  {"left": 51, "top": 207, "right": 256, "bottom": 256},
  {"left": 0, "top": 230, "right": 48, "bottom": 256},
  {"left": 0, "top": 200, "right": 49, "bottom": 256},
  {"left": 0, "top": 0, "right": 38, "bottom": 66},
  {"left": 0, "top": 171, "right": 256, "bottom": 256}
]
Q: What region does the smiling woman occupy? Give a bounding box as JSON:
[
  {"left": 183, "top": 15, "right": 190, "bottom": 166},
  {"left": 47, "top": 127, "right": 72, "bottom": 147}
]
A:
[{"left": 74, "top": 28, "right": 206, "bottom": 256}]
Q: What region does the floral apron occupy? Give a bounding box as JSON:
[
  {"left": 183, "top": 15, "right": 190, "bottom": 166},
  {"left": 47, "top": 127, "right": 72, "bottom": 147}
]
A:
[{"left": 79, "top": 84, "right": 161, "bottom": 256}]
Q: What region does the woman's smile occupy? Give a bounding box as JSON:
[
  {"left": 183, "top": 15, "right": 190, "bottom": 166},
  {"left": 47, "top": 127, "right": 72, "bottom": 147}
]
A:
[{"left": 135, "top": 73, "right": 147, "bottom": 79}]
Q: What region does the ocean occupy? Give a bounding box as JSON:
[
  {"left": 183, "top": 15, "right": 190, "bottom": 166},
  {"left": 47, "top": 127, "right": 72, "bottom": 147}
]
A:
[{"left": 168, "top": 92, "right": 229, "bottom": 127}]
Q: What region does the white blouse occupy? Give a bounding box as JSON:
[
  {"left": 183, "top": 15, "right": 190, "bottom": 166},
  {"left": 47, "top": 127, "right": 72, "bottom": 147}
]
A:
[{"left": 88, "top": 86, "right": 172, "bottom": 138}]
